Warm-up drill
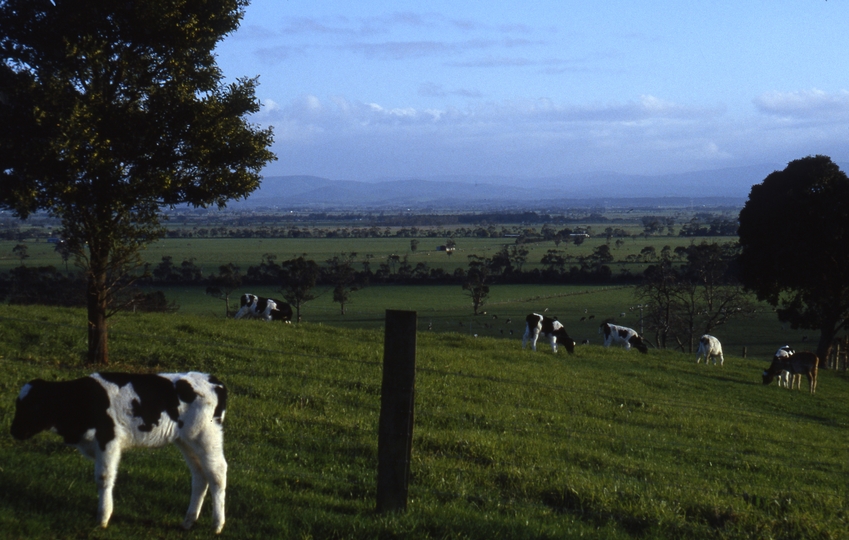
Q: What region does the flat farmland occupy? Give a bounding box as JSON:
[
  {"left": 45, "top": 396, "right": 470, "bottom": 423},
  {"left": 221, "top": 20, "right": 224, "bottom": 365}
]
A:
[
  {"left": 0, "top": 234, "right": 738, "bottom": 276},
  {"left": 153, "top": 283, "right": 801, "bottom": 361},
  {"left": 1, "top": 232, "right": 801, "bottom": 361}
]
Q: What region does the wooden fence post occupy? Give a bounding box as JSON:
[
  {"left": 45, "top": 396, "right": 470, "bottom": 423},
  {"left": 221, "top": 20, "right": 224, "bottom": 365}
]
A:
[{"left": 376, "top": 310, "right": 417, "bottom": 513}]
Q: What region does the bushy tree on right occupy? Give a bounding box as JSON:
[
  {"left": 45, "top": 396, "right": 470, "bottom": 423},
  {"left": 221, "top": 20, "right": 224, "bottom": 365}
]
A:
[{"left": 738, "top": 155, "right": 849, "bottom": 363}]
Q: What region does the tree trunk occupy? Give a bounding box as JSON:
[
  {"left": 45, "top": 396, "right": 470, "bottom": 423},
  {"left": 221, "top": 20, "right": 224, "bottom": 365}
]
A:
[
  {"left": 86, "top": 270, "right": 109, "bottom": 365},
  {"left": 816, "top": 324, "right": 837, "bottom": 370}
]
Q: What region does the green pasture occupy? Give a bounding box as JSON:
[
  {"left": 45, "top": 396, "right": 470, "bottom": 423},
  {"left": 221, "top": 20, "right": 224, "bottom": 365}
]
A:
[
  {"left": 159, "top": 283, "right": 804, "bottom": 361},
  {"left": 0, "top": 233, "right": 806, "bottom": 361},
  {"left": 0, "top": 234, "right": 738, "bottom": 276},
  {"left": 0, "top": 305, "right": 846, "bottom": 539}
]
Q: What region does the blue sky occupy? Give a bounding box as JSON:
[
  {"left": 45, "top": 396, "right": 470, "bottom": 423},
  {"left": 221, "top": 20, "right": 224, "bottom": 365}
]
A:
[{"left": 215, "top": 1, "right": 849, "bottom": 181}]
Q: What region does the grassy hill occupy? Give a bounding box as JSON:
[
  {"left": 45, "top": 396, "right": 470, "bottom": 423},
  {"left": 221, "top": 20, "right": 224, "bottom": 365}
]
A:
[{"left": 0, "top": 305, "right": 847, "bottom": 539}]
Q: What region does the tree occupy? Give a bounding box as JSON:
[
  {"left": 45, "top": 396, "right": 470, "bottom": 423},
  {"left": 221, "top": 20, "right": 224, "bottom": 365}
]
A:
[
  {"left": 278, "top": 256, "right": 320, "bottom": 322},
  {"left": 637, "top": 242, "right": 751, "bottom": 352},
  {"left": 541, "top": 249, "right": 567, "bottom": 275},
  {"left": 53, "top": 239, "right": 71, "bottom": 272},
  {"left": 738, "top": 155, "right": 849, "bottom": 362},
  {"left": 11, "top": 244, "right": 28, "bottom": 266},
  {"left": 0, "top": 0, "right": 275, "bottom": 364},
  {"left": 206, "top": 263, "right": 243, "bottom": 318},
  {"left": 325, "top": 252, "right": 360, "bottom": 315},
  {"left": 462, "top": 255, "right": 490, "bottom": 315}
]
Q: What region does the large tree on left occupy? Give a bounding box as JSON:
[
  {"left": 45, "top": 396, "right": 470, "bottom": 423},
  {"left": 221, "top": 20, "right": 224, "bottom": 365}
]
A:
[{"left": 0, "top": 0, "right": 275, "bottom": 364}]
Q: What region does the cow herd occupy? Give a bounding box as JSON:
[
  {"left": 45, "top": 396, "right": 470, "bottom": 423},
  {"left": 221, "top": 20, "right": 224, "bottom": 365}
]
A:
[
  {"left": 8, "top": 307, "right": 822, "bottom": 533},
  {"left": 520, "top": 314, "right": 820, "bottom": 395}
]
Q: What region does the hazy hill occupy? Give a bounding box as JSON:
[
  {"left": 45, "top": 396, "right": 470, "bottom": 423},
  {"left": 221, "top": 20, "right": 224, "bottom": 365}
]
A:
[{"left": 237, "top": 163, "right": 848, "bottom": 210}]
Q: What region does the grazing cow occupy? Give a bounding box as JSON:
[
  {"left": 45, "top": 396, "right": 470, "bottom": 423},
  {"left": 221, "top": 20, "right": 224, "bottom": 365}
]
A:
[
  {"left": 695, "top": 334, "right": 724, "bottom": 365},
  {"left": 10, "top": 372, "right": 228, "bottom": 533},
  {"left": 599, "top": 322, "right": 648, "bottom": 353},
  {"left": 773, "top": 346, "right": 794, "bottom": 389},
  {"left": 522, "top": 313, "right": 576, "bottom": 354},
  {"left": 234, "top": 293, "right": 293, "bottom": 322},
  {"left": 762, "top": 350, "right": 819, "bottom": 394}
]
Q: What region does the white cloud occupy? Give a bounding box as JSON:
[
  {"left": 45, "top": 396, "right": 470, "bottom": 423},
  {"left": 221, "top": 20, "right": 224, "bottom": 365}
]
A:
[
  {"left": 754, "top": 89, "right": 849, "bottom": 121},
  {"left": 255, "top": 94, "right": 742, "bottom": 178}
]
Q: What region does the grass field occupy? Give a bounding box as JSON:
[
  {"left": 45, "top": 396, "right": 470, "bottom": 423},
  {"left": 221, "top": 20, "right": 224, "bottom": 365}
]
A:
[
  {"left": 162, "top": 283, "right": 806, "bottom": 361},
  {"left": 0, "top": 305, "right": 846, "bottom": 539},
  {"left": 0, "top": 231, "right": 819, "bottom": 360},
  {"left": 0, "top": 234, "right": 738, "bottom": 276}
]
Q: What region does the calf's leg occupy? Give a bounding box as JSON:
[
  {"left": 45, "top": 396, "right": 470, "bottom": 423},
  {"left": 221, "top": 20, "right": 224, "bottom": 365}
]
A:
[
  {"left": 176, "top": 441, "right": 209, "bottom": 531},
  {"left": 177, "top": 431, "right": 227, "bottom": 534},
  {"left": 95, "top": 446, "right": 122, "bottom": 528}
]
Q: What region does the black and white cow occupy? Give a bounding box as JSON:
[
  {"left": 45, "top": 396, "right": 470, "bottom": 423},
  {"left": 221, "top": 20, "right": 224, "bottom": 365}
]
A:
[
  {"left": 234, "top": 293, "right": 293, "bottom": 322},
  {"left": 762, "top": 347, "right": 819, "bottom": 394},
  {"left": 600, "top": 322, "right": 648, "bottom": 353},
  {"left": 522, "top": 313, "right": 576, "bottom": 354},
  {"left": 10, "top": 372, "right": 228, "bottom": 533}
]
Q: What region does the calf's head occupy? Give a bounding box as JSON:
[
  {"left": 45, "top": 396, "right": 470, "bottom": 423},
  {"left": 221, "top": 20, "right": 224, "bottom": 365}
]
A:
[
  {"left": 630, "top": 335, "right": 649, "bottom": 354},
  {"left": 554, "top": 328, "right": 576, "bottom": 353},
  {"left": 10, "top": 380, "right": 52, "bottom": 441},
  {"left": 761, "top": 371, "right": 772, "bottom": 385}
]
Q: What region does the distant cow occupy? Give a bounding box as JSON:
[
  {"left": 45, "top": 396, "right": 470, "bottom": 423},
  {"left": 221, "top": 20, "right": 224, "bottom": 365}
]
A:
[
  {"left": 762, "top": 349, "right": 819, "bottom": 394},
  {"left": 234, "top": 293, "right": 293, "bottom": 322},
  {"left": 10, "top": 372, "right": 228, "bottom": 533},
  {"left": 600, "top": 322, "right": 648, "bottom": 353},
  {"left": 696, "top": 334, "right": 724, "bottom": 365},
  {"left": 522, "top": 313, "right": 576, "bottom": 354}
]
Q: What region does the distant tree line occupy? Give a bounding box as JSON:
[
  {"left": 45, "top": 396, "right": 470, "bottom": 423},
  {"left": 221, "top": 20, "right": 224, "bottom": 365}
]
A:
[
  {"left": 156, "top": 217, "right": 738, "bottom": 241},
  {"left": 0, "top": 239, "right": 742, "bottom": 320}
]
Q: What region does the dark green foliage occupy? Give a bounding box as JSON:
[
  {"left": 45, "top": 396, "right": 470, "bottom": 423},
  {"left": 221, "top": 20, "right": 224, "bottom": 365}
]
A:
[
  {"left": 738, "top": 155, "right": 849, "bottom": 360},
  {"left": 278, "top": 256, "right": 320, "bottom": 321},
  {"left": 0, "top": 0, "right": 276, "bottom": 363}
]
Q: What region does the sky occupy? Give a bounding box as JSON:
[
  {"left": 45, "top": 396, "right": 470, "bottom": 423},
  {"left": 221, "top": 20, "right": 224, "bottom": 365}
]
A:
[{"left": 214, "top": 1, "right": 849, "bottom": 182}]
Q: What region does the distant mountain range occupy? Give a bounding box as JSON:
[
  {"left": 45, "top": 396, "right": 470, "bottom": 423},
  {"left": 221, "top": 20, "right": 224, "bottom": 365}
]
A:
[{"left": 234, "top": 163, "right": 847, "bottom": 210}]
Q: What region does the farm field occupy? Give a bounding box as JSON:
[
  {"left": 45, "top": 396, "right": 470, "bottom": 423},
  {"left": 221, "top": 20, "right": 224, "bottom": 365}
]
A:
[
  {"left": 0, "top": 234, "right": 739, "bottom": 276},
  {"left": 0, "top": 231, "right": 820, "bottom": 361},
  {"left": 158, "top": 283, "right": 804, "bottom": 361},
  {"left": 0, "top": 305, "right": 846, "bottom": 539}
]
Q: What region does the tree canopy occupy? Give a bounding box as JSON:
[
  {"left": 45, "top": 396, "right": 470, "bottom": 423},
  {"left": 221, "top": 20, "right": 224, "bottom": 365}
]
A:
[
  {"left": 737, "top": 155, "right": 849, "bottom": 361},
  {"left": 0, "top": 0, "right": 276, "bottom": 363}
]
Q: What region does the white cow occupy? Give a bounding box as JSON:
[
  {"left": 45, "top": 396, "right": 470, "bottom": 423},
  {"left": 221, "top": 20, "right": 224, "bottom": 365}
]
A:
[
  {"left": 695, "top": 334, "right": 724, "bottom": 365},
  {"left": 11, "top": 372, "right": 228, "bottom": 533}
]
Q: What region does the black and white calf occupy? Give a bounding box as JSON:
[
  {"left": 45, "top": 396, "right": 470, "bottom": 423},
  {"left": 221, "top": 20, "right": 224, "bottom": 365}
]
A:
[
  {"left": 234, "top": 293, "right": 293, "bottom": 322},
  {"left": 695, "top": 334, "right": 724, "bottom": 365},
  {"left": 762, "top": 347, "right": 819, "bottom": 394},
  {"left": 10, "top": 372, "right": 228, "bottom": 533},
  {"left": 600, "top": 322, "right": 648, "bottom": 353},
  {"left": 522, "top": 313, "right": 576, "bottom": 353}
]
